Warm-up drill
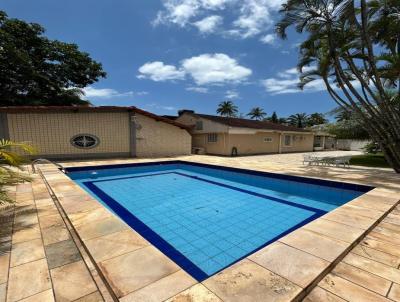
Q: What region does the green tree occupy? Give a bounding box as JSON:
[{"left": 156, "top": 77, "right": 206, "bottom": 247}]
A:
[
  {"left": 0, "top": 139, "right": 36, "bottom": 204},
  {"left": 330, "top": 107, "right": 353, "bottom": 122},
  {"left": 247, "top": 107, "right": 267, "bottom": 120},
  {"left": 276, "top": 0, "right": 400, "bottom": 172},
  {"left": 307, "top": 113, "right": 328, "bottom": 126},
  {"left": 216, "top": 101, "right": 238, "bottom": 117},
  {"left": 0, "top": 11, "right": 106, "bottom": 106},
  {"left": 278, "top": 117, "right": 287, "bottom": 124},
  {"left": 288, "top": 113, "right": 308, "bottom": 128},
  {"left": 269, "top": 111, "right": 279, "bottom": 123},
  {"left": 327, "top": 120, "right": 370, "bottom": 140}
]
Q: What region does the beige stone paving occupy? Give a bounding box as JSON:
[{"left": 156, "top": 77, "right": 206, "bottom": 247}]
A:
[
  {"left": 1, "top": 152, "right": 400, "bottom": 302},
  {"left": 38, "top": 153, "right": 400, "bottom": 301},
  {"left": 0, "top": 176, "right": 107, "bottom": 302}
]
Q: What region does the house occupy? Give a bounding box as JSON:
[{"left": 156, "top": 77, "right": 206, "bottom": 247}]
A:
[
  {"left": 0, "top": 106, "right": 191, "bottom": 159},
  {"left": 175, "top": 110, "right": 314, "bottom": 156},
  {"left": 309, "top": 125, "right": 337, "bottom": 151}
]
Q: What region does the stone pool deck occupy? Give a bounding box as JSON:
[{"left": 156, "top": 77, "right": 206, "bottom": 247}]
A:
[{"left": 1, "top": 152, "right": 400, "bottom": 301}]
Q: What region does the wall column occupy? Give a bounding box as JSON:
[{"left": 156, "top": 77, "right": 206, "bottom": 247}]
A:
[
  {"left": 129, "top": 112, "right": 137, "bottom": 157},
  {"left": 278, "top": 133, "right": 282, "bottom": 154},
  {"left": 0, "top": 113, "right": 10, "bottom": 140}
]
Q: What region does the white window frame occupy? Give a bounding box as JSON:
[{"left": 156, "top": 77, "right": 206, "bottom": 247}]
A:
[
  {"left": 207, "top": 133, "right": 218, "bottom": 143},
  {"left": 263, "top": 137, "right": 273, "bottom": 143},
  {"left": 284, "top": 134, "right": 292, "bottom": 147}
]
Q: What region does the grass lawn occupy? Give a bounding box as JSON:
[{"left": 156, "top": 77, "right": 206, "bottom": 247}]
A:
[{"left": 350, "top": 153, "right": 390, "bottom": 168}]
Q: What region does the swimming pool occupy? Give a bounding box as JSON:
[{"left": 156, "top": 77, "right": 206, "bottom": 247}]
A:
[{"left": 66, "top": 161, "right": 372, "bottom": 281}]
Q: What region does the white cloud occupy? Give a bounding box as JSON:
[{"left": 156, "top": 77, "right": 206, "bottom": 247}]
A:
[
  {"left": 230, "top": 0, "right": 277, "bottom": 38},
  {"left": 201, "top": 0, "right": 229, "bottom": 9},
  {"left": 154, "top": 0, "right": 199, "bottom": 26},
  {"left": 193, "top": 15, "right": 222, "bottom": 33},
  {"left": 225, "top": 89, "right": 239, "bottom": 99},
  {"left": 138, "top": 53, "right": 251, "bottom": 86},
  {"left": 83, "top": 87, "right": 134, "bottom": 98},
  {"left": 182, "top": 53, "right": 252, "bottom": 85},
  {"left": 154, "top": 0, "right": 285, "bottom": 40},
  {"left": 137, "top": 61, "right": 185, "bottom": 81},
  {"left": 186, "top": 86, "right": 209, "bottom": 93},
  {"left": 262, "top": 67, "right": 326, "bottom": 95},
  {"left": 260, "top": 33, "right": 275, "bottom": 45},
  {"left": 147, "top": 103, "right": 177, "bottom": 111}
]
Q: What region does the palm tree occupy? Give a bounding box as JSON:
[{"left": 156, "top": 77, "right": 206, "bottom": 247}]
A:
[
  {"left": 0, "top": 140, "right": 36, "bottom": 204},
  {"left": 287, "top": 113, "right": 308, "bottom": 128},
  {"left": 329, "top": 107, "right": 353, "bottom": 122},
  {"left": 307, "top": 113, "right": 328, "bottom": 126},
  {"left": 247, "top": 107, "right": 266, "bottom": 120},
  {"left": 216, "top": 101, "right": 238, "bottom": 117},
  {"left": 276, "top": 0, "right": 400, "bottom": 172},
  {"left": 0, "top": 139, "right": 36, "bottom": 166}
]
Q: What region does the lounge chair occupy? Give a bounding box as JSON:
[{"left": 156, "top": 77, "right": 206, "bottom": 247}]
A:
[
  {"left": 333, "top": 156, "right": 351, "bottom": 168},
  {"left": 303, "top": 155, "right": 320, "bottom": 165}
]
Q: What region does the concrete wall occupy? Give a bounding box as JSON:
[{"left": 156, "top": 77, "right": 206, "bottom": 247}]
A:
[
  {"left": 280, "top": 133, "right": 314, "bottom": 153},
  {"left": 227, "top": 133, "right": 280, "bottom": 155},
  {"left": 4, "top": 111, "right": 191, "bottom": 159},
  {"left": 135, "top": 114, "right": 191, "bottom": 157},
  {"left": 7, "top": 112, "right": 131, "bottom": 158},
  {"left": 337, "top": 139, "right": 370, "bottom": 151}
]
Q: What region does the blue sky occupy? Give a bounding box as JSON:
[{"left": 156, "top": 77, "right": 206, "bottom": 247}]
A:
[{"left": 1, "top": 0, "right": 337, "bottom": 118}]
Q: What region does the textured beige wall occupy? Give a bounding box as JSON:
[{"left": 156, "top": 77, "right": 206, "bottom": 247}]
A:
[
  {"left": 228, "top": 133, "right": 280, "bottom": 155},
  {"left": 176, "top": 114, "right": 229, "bottom": 134},
  {"left": 135, "top": 114, "right": 191, "bottom": 157},
  {"left": 193, "top": 132, "right": 313, "bottom": 155},
  {"left": 7, "top": 112, "right": 130, "bottom": 156},
  {"left": 280, "top": 133, "right": 314, "bottom": 153},
  {"left": 192, "top": 133, "right": 231, "bottom": 155}
]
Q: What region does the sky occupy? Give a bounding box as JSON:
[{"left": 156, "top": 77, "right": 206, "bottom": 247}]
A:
[{"left": 1, "top": 0, "right": 338, "bottom": 118}]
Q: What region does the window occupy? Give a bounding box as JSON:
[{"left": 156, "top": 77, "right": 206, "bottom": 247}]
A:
[
  {"left": 70, "top": 134, "right": 99, "bottom": 149},
  {"left": 195, "top": 121, "right": 203, "bottom": 130},
  {"left": 263, "top": 137, "right": 273, "bottom": 143},
  {"left": 208, "top": 133, "right": 218, "bottom": 143},
  {"left": 284, "top": 135, "right": 292, "bottom": 147}
]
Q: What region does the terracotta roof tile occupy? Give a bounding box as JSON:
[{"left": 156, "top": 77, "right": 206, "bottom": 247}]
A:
[
  {"left": 193, "top": 113, "right": 311, "bottom": 132},
  {"left": 0, "top": 106, "right": 190, "bottom": 130}
]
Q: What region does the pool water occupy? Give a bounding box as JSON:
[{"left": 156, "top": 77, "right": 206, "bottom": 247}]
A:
[{"left": 67, "top": 161, "right": 371, "bottom": 281}]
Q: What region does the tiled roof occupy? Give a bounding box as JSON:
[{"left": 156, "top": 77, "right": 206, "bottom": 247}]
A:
[
  {"left": 193, "top": 113, "right": 311, "bottom": 132},
  {"left": 0, "top": 106, "right": 190, "bottom": 130}
]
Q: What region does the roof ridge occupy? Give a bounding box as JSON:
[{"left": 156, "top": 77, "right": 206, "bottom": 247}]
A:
[{"left": 186, "top": 112, "right": 310, "bottom": 133}]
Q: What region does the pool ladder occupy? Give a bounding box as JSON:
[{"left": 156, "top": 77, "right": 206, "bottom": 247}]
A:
[{"left": 31, "top": 158, "right": 65, "bottom": 174}]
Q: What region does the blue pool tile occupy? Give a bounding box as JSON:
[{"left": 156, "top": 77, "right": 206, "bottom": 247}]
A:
[
  {"left": 70, "top": 163, "right": 368, "bottom": 281},
  {"left": 202, "top": 245, "right": 223, "bottom": 257},
  {"left": 226, "top": 247, "right": 248, "bottom": 259},
  {"left": 199, "top": 258, "right": 221, "bottom": 275},
  {"left": 212, "top": 252, "right": 237, "bottom": 267}
]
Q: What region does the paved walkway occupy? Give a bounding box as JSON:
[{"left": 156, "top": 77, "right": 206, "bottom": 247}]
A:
[
  {"left": 305, "top": 203, "right": 400, "bottom": 301},
  {"left": 0, "top": 151, "right": 399, "bottom": 301},
  {"left": 0, "top": 175, "right": 111, "bottom": 302}
]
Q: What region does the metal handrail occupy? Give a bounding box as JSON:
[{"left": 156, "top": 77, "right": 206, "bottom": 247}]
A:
[{"left": 31, "top": 158, "right": 65, "bottom": 174}]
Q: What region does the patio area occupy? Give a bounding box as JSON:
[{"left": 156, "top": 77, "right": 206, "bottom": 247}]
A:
[{"left": 1, "top": 151, "right": 399, "bottom": 302}]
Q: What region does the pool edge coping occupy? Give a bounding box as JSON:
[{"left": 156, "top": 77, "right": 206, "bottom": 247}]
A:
[{"left": 38, "top": 160, "right": 400, "bottom": 302}]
